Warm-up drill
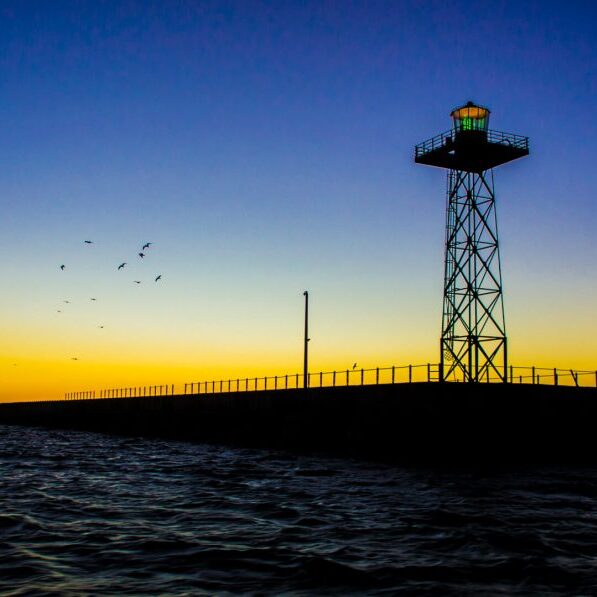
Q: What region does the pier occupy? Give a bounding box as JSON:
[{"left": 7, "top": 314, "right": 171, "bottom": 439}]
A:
[{"left": 2, "top": 381, "right": 597, "bottom": 465}]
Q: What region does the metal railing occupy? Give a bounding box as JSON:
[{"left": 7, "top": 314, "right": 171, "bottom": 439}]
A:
[
  {"left": 63, "top": 364, "right": 597, "bottom": 401},
  {"left": 415, "top": 128, "right": 529, "bottom": 159}
]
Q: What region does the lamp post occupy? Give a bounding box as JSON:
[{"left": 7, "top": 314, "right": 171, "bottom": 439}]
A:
[{"left": 303, "top": 291, "right": 310, "bottom": 389}]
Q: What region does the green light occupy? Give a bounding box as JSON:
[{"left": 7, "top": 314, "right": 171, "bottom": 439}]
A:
[{"left": 459, "top": 116, "right": 486, "bottom": 131}]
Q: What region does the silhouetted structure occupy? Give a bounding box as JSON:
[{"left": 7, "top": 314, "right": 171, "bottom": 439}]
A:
[
  {"left": 415, "top": 102, "right": 529, "bottom": 382},
  {"left": 303, "top": 291, "right": 309, "bottom": 389}
]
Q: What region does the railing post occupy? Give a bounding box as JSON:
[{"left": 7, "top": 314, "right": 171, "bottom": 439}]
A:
[
  {"left": 254, "top": 377, "right": 258, "bottom": 391},
  {"left": 295, "top": 373, "right": 299, "bottom": 388},
  {"left": 409, "top": 364, "right": 412, "bottom": 383},
  {"left": 376, "top": 367, "right": 379, "bottom": 385},
  {"left": 346, "top": 369, "right": 349, "bottom": 386},
  {"left": 237, "top": 378, "right": 239, "bottom": 392},
  {"left": 265, "top": 377, "right": 268, "bottom": 390},
  {"left": 228, "top": 380, "right": 231, "bottom": 392},
  {"left": 245, "top": 378, "right": 248, "bottom": 391},
  {"left": 285, "top": 374, "right": 288, "bottom": 389},
  {"left": 333, "top": 371, "right": 336, "bottom": 387},
  {"left": 532, "top": 366, "right": 536, "bottom": 384},
  {"left": 427, "top": 363, "right": 430, "bottom": 382},
  {"left": 360, "top": 368, "right": 364, "bottom": 385},
  {"left": 274, "top": 375, "right": 278, "bottom": 390},
  {"left": 320, "top": 371, "right": 323, "bottom": 387},
  {"left": 554, "top": 368, "right": 558, "bottom": 386},
  {"left": 391, "top": 366, "right": 395, "bottom": 384}
]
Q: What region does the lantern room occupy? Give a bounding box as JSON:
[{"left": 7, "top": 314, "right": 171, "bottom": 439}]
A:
[{"left": 451, "top": 101, "right": 490, "bottom": 133}]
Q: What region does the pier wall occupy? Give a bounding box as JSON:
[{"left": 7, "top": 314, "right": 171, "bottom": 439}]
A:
[{"left": 1, "top": 383, "right": 596, "bottom": 464}]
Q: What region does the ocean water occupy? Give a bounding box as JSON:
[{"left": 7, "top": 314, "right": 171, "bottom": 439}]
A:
[{"left": 1, "top": 425, "right": 597, "bottom": 595}]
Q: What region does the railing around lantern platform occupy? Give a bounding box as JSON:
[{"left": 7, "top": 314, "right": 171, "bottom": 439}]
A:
[{"left": 414, "top": 128, "right": 529, "bottom": 159}]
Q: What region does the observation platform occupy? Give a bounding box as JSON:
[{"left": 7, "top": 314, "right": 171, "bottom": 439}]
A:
[{"left": 415, "top": 128, "right": 529, "bottom": 173}]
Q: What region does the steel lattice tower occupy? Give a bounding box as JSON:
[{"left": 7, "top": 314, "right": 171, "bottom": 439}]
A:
[{"left": 415, "top": 102, "right": 529, "bottom": 382}]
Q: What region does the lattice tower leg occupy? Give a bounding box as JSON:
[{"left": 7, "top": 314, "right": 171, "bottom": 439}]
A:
[{"left": 439, "top": 169, "right": 508, "bottom": 383}]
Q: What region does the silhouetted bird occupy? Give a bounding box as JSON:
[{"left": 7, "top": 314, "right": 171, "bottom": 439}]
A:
[
  {"left": 142, "top": 242, "right": 152, "bottom": 250},
  {"left": 155, "top": 275, "right": 162, "bottom": 282},
  {"left": 118, "top": 262, "right": 126, "bottom": 270},
  {"left": 60, "top": 265, "right": 65, "bottom": 270},
  {"left": 353, "top": 363, "right": 357, "bottom": 369},
  {"left": 98, "top": 325, "right": 104, "bottom": 329},
  {"left": 138, "top": 252, "right": 145, "bottom": 258},
  {"left": 133, "top": 280, "right": 141, "bottom": 284},
  {"left": 57, "top": 310, "right": 62, "bottom": 313},
  {"left": 64, "top": 300, "right": 70, "bottom": 304},
  {"left": 71, "top": 357, "right": 78, "bottom": 361},
  {"left": 90, "top": 298, "right": 96, "bottom": 301},
  {"left": 84, "top": 240, "right": 93, "bottom": 244}
]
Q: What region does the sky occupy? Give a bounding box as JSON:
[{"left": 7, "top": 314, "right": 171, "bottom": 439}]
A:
[{"left": 1, "top": 0, "right": 596, "bottom": 401}]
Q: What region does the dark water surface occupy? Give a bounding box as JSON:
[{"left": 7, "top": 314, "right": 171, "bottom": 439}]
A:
[{"left": 1, "top": 425, "right": 597, "bottom": 595}]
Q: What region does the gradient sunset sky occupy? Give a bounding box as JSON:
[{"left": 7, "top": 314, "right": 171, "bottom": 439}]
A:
[{"left": 1, "top": 0, "right": 596, "bottom": 401}]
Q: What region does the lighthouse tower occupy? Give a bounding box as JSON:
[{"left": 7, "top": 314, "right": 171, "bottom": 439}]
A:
[{"left": 415, "top": 102, "right": 529, "bottom": 382}]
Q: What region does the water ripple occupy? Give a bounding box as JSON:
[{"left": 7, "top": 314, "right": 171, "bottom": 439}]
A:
[{"left": 1, "top": 425, "right": 597, "bottom": 595}]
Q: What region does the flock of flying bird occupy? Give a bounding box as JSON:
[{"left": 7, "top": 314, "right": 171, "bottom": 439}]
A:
[
  {"left": 57, "top": 241, "right": 163, "bottom": 359},
  {"left": 60, "top": 241, "right": 162, "bottom": 282}
]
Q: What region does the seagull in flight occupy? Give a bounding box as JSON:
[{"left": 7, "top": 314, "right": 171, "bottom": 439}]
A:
[
  {"left": 133, "top": 280, "right": 141, "bottom": 284},
  {"left": 71, "top": 357, "right": 79, "bottom": 361},
  {"left": 155, "top": 274, "right": 162, "bottom": 282},
  {"left": 118, "top": 262, "right": 127, "bottom": 270},
  {"left": 138, "top": 252, "right": 145, "bottom": 258},
  {"left": 60, "top": 265, "right": 65, "bottom": 271},
  {"left": 64, "top": 300, "right": 71, "bottom": 304},
  {"left": 84, "top": 240, "right": 94, "bottom": 244},
  {"left": 98, "top": 325, "right": 104, "bottom": 329},
  {"left": 57, "top": 310, "right": 62, "bottom": 313},
  {"left": 142, "top": 242, "right": 152, "bottom": 250},
  {"left": 90, "top": 298, "right": 96, "bottom": 301}
]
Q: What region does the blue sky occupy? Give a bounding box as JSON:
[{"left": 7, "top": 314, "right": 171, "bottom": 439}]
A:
[{"left": 1, "top": 0, "right": 596, "bottom": 399}]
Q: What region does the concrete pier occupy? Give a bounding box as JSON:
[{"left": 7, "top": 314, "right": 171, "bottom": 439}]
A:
[{"left": 1, "top": 383, "right": 596, "bottom": 464}]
